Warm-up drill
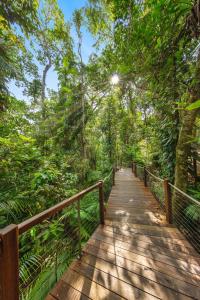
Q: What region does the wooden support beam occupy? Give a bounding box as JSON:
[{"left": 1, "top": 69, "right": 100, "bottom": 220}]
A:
[
  {"left": 112, "top": 167, "right": 115, "bottom": 186},
  {"left": 0, "top": 224, "right": 19, "bottom": 300},
  {"left": 135, "top": 163, "right": 137, "bottom": 177},
  {"left": 163, "top": 179, "right": 172, "bottom": 224},
  {"left": 144, "top": 167, "right": 147, "bottom": 187},
  {"left": 99, "top": 181, "right": 105, "bottom": 225},
  {"left": 77, "top": 200, "right": 81, "bottom": 258}
]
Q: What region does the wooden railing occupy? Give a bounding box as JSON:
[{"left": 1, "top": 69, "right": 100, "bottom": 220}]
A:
[
  {"left": 132, "top": 162, "right": 173, "bottom": 223},
  {"left": 132, "top": 161, "right": 200, "bottom": 252},
  {"left": 0, "top": 167, "right": 116, "bottom": 300}
]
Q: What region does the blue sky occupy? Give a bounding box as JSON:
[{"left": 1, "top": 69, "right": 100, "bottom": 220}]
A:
[
  {"left": 58, "top": 0, "right": 96, "bottom": 62},
  {"left": 9, "top": 0, "right": 96, "bottom": 100}
]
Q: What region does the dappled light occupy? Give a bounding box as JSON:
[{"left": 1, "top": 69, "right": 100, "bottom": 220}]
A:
[
  {"left": 110, "top": 74, "right": 120, "bottom": 85},
  {"left": 1, "top": 1, "right": 200, "bottom": 299},
  {"left": 46, "top": 169, "right": 200, "bottom": 299}
]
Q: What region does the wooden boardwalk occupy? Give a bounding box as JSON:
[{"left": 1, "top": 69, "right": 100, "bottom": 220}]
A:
[{"left": 47, "top": 169, "right": 200, "bottom": 300}]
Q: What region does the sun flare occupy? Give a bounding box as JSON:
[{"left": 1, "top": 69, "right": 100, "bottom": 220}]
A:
[{"left": 110, "top": 74, "right": 119, "bottom": 85}]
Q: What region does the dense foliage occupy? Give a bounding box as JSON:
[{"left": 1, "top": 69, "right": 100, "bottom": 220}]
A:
[{"left": 0, "top": 0, "right": 200, "bottom": 299}]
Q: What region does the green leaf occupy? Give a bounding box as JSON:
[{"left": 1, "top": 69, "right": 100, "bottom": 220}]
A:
[
  {"left": 186, "top": 100, "right": 200, "bottom": 110},
  {"left": 61, "top": 86, "right": 71, "bottom": 94}
]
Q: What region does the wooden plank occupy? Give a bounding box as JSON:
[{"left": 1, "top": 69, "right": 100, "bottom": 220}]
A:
[
  {"left": 48, "top": 280, "right": 90, "bottom": 300},
  {"left": 84, "top": 243, "right": 200, "bottom": 287},
  {"left": 81, "top": 253, "right": 200, "bottom": 299},
  {"left": 105, "top": 219, "right": 171, "bottom": 228},
  {"left": 70, "top": 261, "right": 158, "bottom": 300},
  {"left": 105, "top": 215, "right": 165, "bottom": 226},
  {"left": 95, "top": 226, "right": 198, "bottom": 256},
  {"left": 84, "top": 243, "right": 200, "bottom": 283},
  {"left": 106, "top": 206, "right": 158, "bottom": 210},
  {"left": 106, "top": 209, "right": 160, "bottom": 213},
  {"left": 87, "top": 238, "right": 200, "bottom": 276},
  {"left": 91, "top": 230, "right": 200, "bottom": 264},
  {"left": 61, "top": 269, "right": 122, "bottom": 300},
  {"left": 103, "top": 225, "right": 194, "bottom": 249},
  {"left": 47, "top": 168, "right": 200, "bottom": 299},
  {"left": 45, "top": 294, "right": 57, "bottom": 300},
  {"left": 104, "top": 222, "right": 179, "bottom": 232},
  {"left": 103, "top": 224, "right": 186, "bottom": 240}
]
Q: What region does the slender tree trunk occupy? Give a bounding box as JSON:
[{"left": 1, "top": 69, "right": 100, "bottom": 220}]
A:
[
  {"left": 77, "top": 25, "right": 86, "bottom": 159},
  {"left": 41, "top": 56, "right": 51, "bottom": 154},
  {"left": 41, "top": 57, "right": 51, "bottom": 119}
]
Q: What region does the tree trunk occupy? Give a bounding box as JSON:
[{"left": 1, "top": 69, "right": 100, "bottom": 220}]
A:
[
  {"left": 41, "top": 57, "right": 51, "bottom": 155},
  {"left": 173, "top": 105, "right": 198, "bottom": 223},
  {"left": 174, "top": 51, "right": 200, "bottom": 192},
  {"left": 41, "top": 57, "right": 51, "bottom": 119},
  {"left": 172, "top": 45, "right": 200, "bottom": 222},
  {"left": 174, "top": 108, "right": 198, "bottom": 192}
]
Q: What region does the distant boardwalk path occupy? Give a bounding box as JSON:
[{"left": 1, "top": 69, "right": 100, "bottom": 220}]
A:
[{"left": 47, "top": 168, "right": 200, "bottom": 300}]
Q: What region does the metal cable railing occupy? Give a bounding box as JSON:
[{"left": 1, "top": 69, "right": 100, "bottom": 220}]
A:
[
  {"left": 136, "top": 164, "right": 144, "bottom": 181},
  {"left": 169, "top": 184, "right": 200, "bottom": 253},
  {"left": 103, "top": 167, "right": 115, "bottom": 201},
  {"left": 146, "top": 169, "right": 165, "bottom": 210},
  {"left": 19, "top": 191, "right": 100, "bottom": 300},
  {"left": 132, "top": 161, "right": 200, "bottom": 253},
  {"left": 0, "top": 168, "right": 115, "bottom": 300}
]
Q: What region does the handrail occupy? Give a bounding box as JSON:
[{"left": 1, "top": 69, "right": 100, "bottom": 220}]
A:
[
  {"left": 132, "top": 161, "right": 200, "bottom": 224},
  {"left": 135, "top": 164, "right": 144, "bottom": 169},
  {"left": 146, "top": 169, "right": 164, "bottom": 182},
  {"left": 169, "top": 183, "right": 200, "bottom": 207},
  {"left": 18, "top": 181, "right": 102, "bottom": 235},
  {"left": 0, "top": 170, "right": 117, "bottom": 300},
  {"left": 103, "top": 167, "right": 115, "bottom": 184},
  {"left": 135, "top": 162, "right": 199, "bottom": 206},
  {"left": 132, "top": 161, "right": 163, "bottom": 182},
  {"left": 134, "top": 161, "right": 199, "bottom": 205},
  {"left": 103, "top": 169, "right": 113, "bottom": 183},
  {"left": 19, "top": 168, "right": 116, "bottom": 235}
]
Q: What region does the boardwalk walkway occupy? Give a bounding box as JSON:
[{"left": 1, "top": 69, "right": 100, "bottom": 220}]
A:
[{"left": 47, "top": 169, "right": 200, "bottom": 300}]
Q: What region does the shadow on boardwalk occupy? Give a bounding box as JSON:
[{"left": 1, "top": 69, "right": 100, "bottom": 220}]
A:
[{"left": 47, "top": 168, "right": 200, "bottom": 300}]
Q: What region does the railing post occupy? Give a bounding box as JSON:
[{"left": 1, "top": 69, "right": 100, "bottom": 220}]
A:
[
  {"left": 163, "top": 179, "right": 172, "bottom": 224},
  {"left": 0, "top": 224, "right": 19, "bottom": 300},
  {"left": 144, "top": 167, "right": 147, "bottom": 187},
  {"left": 77, "top": 200, "right": 82, "bottom": 258},
  {"left": 99, "top": 180, "right": 105, "bottom": 225},
  {"left": 135, "top": 163, "right": 137, "bottom": 177},
  {"left": 112, "top": 167, "right": 115, "bottom": 186}
]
